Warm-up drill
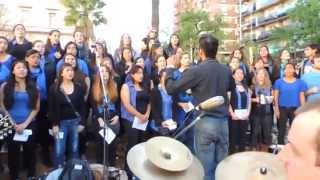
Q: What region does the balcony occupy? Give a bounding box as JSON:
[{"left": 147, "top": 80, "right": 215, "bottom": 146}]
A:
[
  {"left": 243, "top": 14, "right": 288, "bottom": 31},
  {"left": 253, "top": 31, "right": 272, "bottom": 42},
  {"left": 241, "top": 0, "right": 287, "bottom": 17}
]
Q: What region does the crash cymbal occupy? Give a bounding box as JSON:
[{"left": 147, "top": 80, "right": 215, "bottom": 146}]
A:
[
  {"left": 145, "top": 136, "right": 193, "bottom": 171},
  {"left": 215, "top": 151, "right": 287, "bottom": 180},
  {"left": 127, "top": 143, "right": 204, "bottom": 180}
]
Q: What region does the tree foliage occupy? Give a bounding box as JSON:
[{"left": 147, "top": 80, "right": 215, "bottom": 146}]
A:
[
  {"left": 177, "top": 10, "right": 225, "bottom": 59},
  {"left": 270, "top": 0, "right": 320, "bottom": 48},
  {"left": 60, "top": 0, "right": 107, "bottom": 42}
]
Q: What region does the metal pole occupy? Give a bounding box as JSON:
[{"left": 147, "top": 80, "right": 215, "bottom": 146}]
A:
[{"left": 239, "top": 0, "right": 243, "bottom": 44}]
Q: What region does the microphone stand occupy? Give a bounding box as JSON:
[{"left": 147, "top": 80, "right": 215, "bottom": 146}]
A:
[
  {"left": 97, "top": 62, "right": 110, "bottom": 179},
  {"left": 174, "top": 110, "right": 203, "bottom": 139}
]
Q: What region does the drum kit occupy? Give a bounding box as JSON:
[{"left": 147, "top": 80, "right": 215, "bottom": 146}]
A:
[
  {"left": 127, "top": 136, "right": 288, "bottom": 180},
  {"left": 38, "top": 133, "right": 287, "bottom": 180}
]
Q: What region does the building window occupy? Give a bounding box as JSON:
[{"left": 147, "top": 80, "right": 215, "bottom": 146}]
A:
[
  {"left": 220, "top": 5, "right": 228, "bottom": 16},
  {"left": 19, "top": 6, "right": 32, "bottom": 24},
  {"left": 48, "top": 12, "right": 57, "bottom": 27},
  {"left": 200, "top": 0, "right": 207, "bottom": 8}
]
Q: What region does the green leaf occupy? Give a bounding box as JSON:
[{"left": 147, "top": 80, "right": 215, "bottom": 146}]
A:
[{"left": 60, "top": 0, "right": 107, "bottom": 42}]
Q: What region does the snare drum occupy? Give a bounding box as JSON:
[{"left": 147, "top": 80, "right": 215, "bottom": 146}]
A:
[{"left": 90, "top": 164, "right": 128, "bottom": 180}]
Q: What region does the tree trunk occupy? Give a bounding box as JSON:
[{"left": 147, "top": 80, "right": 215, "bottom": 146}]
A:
[
  {"left": 152, "top": 0, "right": 159, "bottom": 31},
  {"left": 75, "top": 19, "right": 95, "bottom": 44}
]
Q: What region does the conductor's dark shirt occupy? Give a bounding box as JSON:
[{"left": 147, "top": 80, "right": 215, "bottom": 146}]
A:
[{"left": 165, "top": 59, "right": 232, "bottom": 118}]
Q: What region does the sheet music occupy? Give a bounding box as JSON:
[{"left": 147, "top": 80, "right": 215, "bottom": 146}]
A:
[
  {"left": 132, "top": 116, "right": 148, "bottom": 131},
  {"left": 183, "top": 101, "right": 195, "bottom": 113},
  {"left": 163, "top": 119, "right": 177, "bottom": 130},
  {"left": 13, "top": 129, "right": 32, "bottom": 142},
  {"left": 234, "top": 109, "right": 249, "bottom": 120},
  {"left": 99, "top": 127, "right": 116, "bottom": 144}
]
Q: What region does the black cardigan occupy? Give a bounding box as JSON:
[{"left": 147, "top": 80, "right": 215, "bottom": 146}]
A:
[
  {"left": 150, "top": 86, "right": 177, "bottom": 126},
  {"left": 48, "top": 83, "right": 86, "bottom": 125}
]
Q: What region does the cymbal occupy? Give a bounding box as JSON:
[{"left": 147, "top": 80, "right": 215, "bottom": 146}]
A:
[
  {"left": 145, "top": 136, "right": 193, "bottom": 171},
  {"left": 215, "top": 151, "right": 287, "bottom": 180},
  {"left": 127, "top": 143, "right": 204, "bottom": 180}
]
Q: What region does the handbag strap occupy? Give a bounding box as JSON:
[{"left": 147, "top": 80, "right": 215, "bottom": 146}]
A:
[{"left": 60, "top": 88, "right": 81, "bottom": 118}]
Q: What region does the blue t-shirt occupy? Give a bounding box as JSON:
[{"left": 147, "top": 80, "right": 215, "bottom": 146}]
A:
[
  {"left": 301, "top": 71, "right": 320, "bottom": 102},
  {"left": 0, "top": 64, "right": 10, "bottom": 85},
  {"left": 8, "top": 91, "right": 32, "bottom": 124},
  {"left": 273, "top": 78, "right": 307, "bottom": 107}
]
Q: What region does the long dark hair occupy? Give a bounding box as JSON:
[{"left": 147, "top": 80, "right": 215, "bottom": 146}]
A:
[
  {"left": 63, "top": 41, "right": 79, "bottom": 58},
  {"left": 54, "top": 63, "right": 74, "bottom": 91},
  {"left": 168, "top": 33, "right": 180, "bottom": 49},
  {"left": 230, "top": 48, "right": 248, "bottom": 64},
  {"left": 89, "top": 42, "right": 108, "bottom": 70},
  {"left": 44, "top": 29, "right": 62, "bottom": 57},
  {"left": 129, "top": 65, "right": 148, "bottom": 91},
  {"left": 3, "top": 60, "right": 38, "bottom": 110},
  {"left": 232, "top": 68, "right": 249, "bottom": 90},
  {"left": 258, "top": 45, "right": 273, "bottom": 62},
  {"left": 120, "top": 47, "right": 134, "bottom": 64},
  {"left": 63, "top": 53, "right": 79, "bottom": 71},
  {"left": 0, "top": 36, "right": 9, "bottom": 53}
]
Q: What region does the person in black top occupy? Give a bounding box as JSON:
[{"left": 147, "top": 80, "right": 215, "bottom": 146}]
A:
[
  {"left": 228, "top": 68, "right": 252, "bottom": 153},
  {"left": 91, "top": 64, "right": 120, "bottom": 166},
  {"left": 150, "top": 69, "right": 177, "bottom": 136},
  {"left": 230, "top": 48, "right": 251, "bottom": 85},
  {"left": 164, "top": 33, "right": 180, "bottom": 58},
  {"left": 165, "top": 34, "right": 231, "bottom": 180},
  {"left": 115, "top": 47, "right": 134, "bottom": 85},
  {"left": 8, "top": 24, "right": 32, "bottom": 60},
  {"left": 150, "top": 55, "right": 166, "bottom": 87},
  {"left": 44, "top": 30, "right": 63, "bottom": 63},
  {"left": 120, "top": 65, "right": 151, "bottom": 179},
  {"left": 48, "top": 63, "right": 86, "bottom": 168}
]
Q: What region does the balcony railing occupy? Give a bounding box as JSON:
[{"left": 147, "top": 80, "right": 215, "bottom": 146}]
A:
[
  {"left": 241, "top": 0, "right": 286, "bottom": 17},
  {"left": 242, "top": 14, "right": 288, "bottom": 31}
]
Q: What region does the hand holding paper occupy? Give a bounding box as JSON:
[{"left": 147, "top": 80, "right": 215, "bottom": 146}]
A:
[
  {"left": 13, "top": 129, "right": 32, "bottom": 142},
  {"left": 132, "top": 116, "right": 149, "bottom": 131},
  {"left": 234, "top": 109, "right": 249, "bottom": 120}
]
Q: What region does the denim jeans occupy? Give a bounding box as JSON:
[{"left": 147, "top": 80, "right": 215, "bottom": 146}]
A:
[
  {"left": 54, "top": 118, "right": 80, "bottom": 167},
  {"left": 194, "top": 115, "right": 229, "bottom": 180}
]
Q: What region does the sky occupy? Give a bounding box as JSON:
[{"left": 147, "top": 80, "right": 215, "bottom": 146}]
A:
[{"left": 95, "top": 0, "right": 176, "bottom": 52}]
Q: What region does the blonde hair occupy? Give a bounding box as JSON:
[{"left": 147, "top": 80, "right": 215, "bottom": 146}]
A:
[{"left": 252, "top": 68, "right": 272, "bottom": 89}]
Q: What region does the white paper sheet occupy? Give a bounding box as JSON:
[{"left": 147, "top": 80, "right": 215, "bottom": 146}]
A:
[
  {"left": 163, "top": 119, "right": 177, "bottom": 130},
  {"left": 184, "top": 101, "right": 195, "bottom": 113},
  {"left": 132, "top": 116, "right": 148, "bottom": 131},
  {"left": 234, "top": 109, "right": 249, "bottom": 120},
  {"left": 99, "top": 127, "right": 116, "bottom": 144},
  {"left": 13, "top": 129, "right": 32, "bottom": 142},
  {"left": 48, "top": 129, "right": 64, "bottom": 139}
]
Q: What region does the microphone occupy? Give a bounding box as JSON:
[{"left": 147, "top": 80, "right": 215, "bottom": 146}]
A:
[
  {"left": 174, "top": 96, "right": 225, "bottom": 139},
  {"left": 196, "top": 96, "right": 225, "bottom": 111}
]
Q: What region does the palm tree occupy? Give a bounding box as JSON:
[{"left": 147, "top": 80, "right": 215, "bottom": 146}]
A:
[
  {"left": 152, "top": 0, "right": 159, "bottom": 31},
  {"left": 60, "top": 0, "right": 107, "bottom": 42}
]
